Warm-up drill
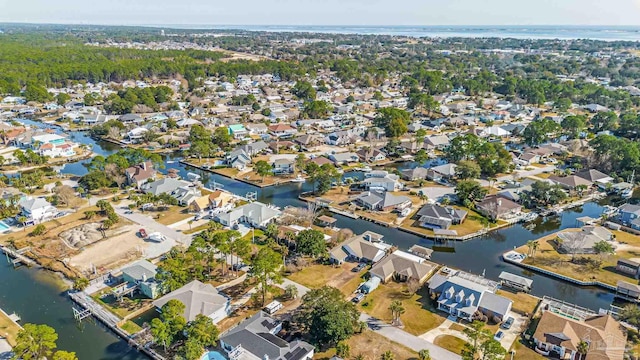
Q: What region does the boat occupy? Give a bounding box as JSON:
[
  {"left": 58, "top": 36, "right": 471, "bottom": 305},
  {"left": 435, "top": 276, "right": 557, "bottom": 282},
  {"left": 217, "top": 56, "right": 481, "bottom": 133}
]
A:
[
  {"left": 360, "top": 166, "right": 372, "bottom": 172},
  {"left": 622, "top": 188, "right": 634, "bottom": 199},
  {"left": 291, "top": 175, "right": 306, "bottom": 183}
]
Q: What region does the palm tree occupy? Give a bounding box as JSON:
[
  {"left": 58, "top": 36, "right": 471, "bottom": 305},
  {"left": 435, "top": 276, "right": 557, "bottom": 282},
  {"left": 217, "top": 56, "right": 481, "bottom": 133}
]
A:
[
  {"left": 531, "top": 240, "right": 539, "bottom": 257},
  {"left": 576, "top": 341, "right": 589, "bottom": 360},
  {"left": 389, "top": 300, "right": 405, "bottom": 326},
  {"left": 526, "top": 240, "right": 534, "bottom": 257},
  {"left": 381, "top": 351, "right": 394, "bottom": 360},
  {"left": 418, "top": 349, "right": 431, "bottom": 360}
]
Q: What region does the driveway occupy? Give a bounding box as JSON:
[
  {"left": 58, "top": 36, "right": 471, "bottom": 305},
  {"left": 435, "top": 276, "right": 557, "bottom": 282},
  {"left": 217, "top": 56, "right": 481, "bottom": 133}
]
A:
[
  {"left": 360, "top": 313, "right": 462, "bottom": 360},
  {"left": 499, "top": 312, "right": 527, "bottom": 350}
]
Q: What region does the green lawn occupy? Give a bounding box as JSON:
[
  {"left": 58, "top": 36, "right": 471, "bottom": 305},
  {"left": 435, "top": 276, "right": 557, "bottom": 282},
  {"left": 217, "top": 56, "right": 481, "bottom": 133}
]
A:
[
  {"left": 434, "top": 335, "right": 468, "bottom": 355},
  {"left": 287, "top": 264, "right": 346, "bottom": 289}
]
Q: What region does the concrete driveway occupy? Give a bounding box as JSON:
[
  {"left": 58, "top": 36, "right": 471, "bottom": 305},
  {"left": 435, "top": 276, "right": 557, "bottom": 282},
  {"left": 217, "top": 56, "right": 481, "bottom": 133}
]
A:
[
  {"left": 498, "top": 311, "right": 527, "bottom": 350},
  {"left": 360, "top": 313, "right": 462, "bottom": 360}
]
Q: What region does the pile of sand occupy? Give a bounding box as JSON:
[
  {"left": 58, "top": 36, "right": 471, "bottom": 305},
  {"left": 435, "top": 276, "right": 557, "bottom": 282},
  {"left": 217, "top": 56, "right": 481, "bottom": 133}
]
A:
[{"left": 59, "top": 222, "right": 103, "bottom": 249}]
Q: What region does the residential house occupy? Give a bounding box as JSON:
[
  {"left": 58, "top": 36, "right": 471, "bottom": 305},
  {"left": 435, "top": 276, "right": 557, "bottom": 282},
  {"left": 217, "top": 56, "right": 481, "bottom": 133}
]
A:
[
  {"left": 152, "top": 280, "right": 231, "bottom": 323},
  {"left": 309, "top": 156, "right": 333, "bottom": 166},
  {"left": 217, "top": 202, "right": 281, "bottom": 229},
  {"left": 175, "top": 118, "right": 202, "bottom": 128},
  {"left": 401, "top": 167, "right": 429, "bottom": 181},
  {"left": 227, "top": 149, "right": 251, "bottom": 170},
  {"left": 238, "top": 141, "right": 269, "bottom": 156},
  {"left": 142, "top": 178, "right": 192, "bottom": 196},
  {"left": 172, "top": 186, "right": 202, "bottom": 206},
  {"left": 127, "top": 127, "right": 148, "bottom": 143},
  {"left": 246, "top": 123, "right": 268, "bottom": 135},
  {"left": 370, "top": 250, "right": 438, "bottom": 284},
  {"left": 532, "top": 311, "right": 625, "bottom": 360},
  {"left": 618, "top": 203, "right": 640, "bottom": 230},
  {"left": 329, "top": 232, "right": 392, "bottom": 264},
  {"left": 268, "top": 140, "right": 297, "bottom": 153},
  {"left": 325, "top": 130, "right": 360, "bottom": 146},
  {"left": 428, "top": 270, "right": 512, "bottom": 322},
  {"left": 119, "top": 113, "right": 143, "bottom": 124},
  {"left": 329, "top": 152, "right": 360, "bottom": 165},
  {"left": 557, "top": 226, "right": 613, "bottom": 254},
  {"left": 549, "top": 175, "right": 593, "bottom": 190},
  {"left": 423, "top": 135, "right": 451, "bottom": 150},
  {"left": 476, "top": 196, "right": 522, "bottom": 221},
  {"left": 125, "top": 162, "right": 156, "bottom": 188},
  {"left": 294, "top": 134, "right": 321, "bottom": 149},
  {"left": 355, "top": 190, "right": 411, "bottom": 211},
  {"left": 121, "top": 260, "right": 161, "bottom": 299},
  {"left": 18, "top": 197, "right": 58, "bottom": 223},
  {"left": 356, "top": 148, "right": 387, "bottom": 163},
  {"left": 363, "top": 173, "right": 402, "bottom": 192},
  {"left": 268, "top": 124, "right": 297, "bottom": 138},
  {"left": 220, "top": 312, "right": 314, "bottom": 360},
  {"left": 416, "top": 204, "right": 467, "bottom": 230},
  {"left": 229, "top": 124, "right": 249, "bottom": 139},
  {"left": 575, "top": 169, "right": 614, "bottom": 186},
  {"left": 272, "top": 158, "right": 294, "bottom": 175},
  {"left": 426, "top": 163, "right": 458, "bottom": 182}
]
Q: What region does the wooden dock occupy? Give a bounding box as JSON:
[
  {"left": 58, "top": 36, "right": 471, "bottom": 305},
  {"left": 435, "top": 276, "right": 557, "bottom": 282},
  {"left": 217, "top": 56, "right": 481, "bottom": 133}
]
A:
[{"left": 1, "top": 245, "right": 37, "bottom": 267}]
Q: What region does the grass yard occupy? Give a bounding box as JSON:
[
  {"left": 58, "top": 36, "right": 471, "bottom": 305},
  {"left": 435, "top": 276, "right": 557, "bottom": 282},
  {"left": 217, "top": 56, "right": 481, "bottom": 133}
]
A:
[
  {"left": 518, "top": 230, "right": 640, "bottom": 286},
  {"left": 400, "top": 207, "right": 498, "bottom": 237},
  {"left": 496, "top": 290, "right": 540, "bottom": 315},
  {"left": 434, "top": 335, "right": 468, "bottom": 355},
  {"left": 0, "top": 309, "right": 21, "bottom": 346},
  {"left": 120, "top": 320, "right": 143, "bottom": 334},
  {"left": 91, "top": 293, "right": 151, "bottom": 319},
  {"left": 287, "top": 264, "right": 346, "bottom": 289},
  {"left": 155, "top": 206, "right": 193, "bottom": 225},
  {"left": 314, "top": 330, "right": 417, "bottom": 360},
  {"left": 358, "top": 282, "right": 446, "bottom": 335},
  {"left": 508, "top": 340, "right": 546, "bottom": 360}
]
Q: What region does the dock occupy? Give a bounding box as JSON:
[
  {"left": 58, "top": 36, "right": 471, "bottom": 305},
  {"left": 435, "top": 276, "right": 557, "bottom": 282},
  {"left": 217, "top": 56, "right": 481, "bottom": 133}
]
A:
[
  {"left": 68, "top": 291, "right": 165, "bottom": 360},
  {"left": 1, "top": 245, "right": 38, "bottom": 267}
]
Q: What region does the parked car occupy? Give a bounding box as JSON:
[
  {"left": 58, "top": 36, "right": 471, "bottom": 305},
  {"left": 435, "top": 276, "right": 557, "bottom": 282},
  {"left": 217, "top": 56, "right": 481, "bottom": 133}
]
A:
[
  {"left": 501, "top": 317, "right": 514, "bottom": 330},
  {"left": 494, "top": 331, "right": 505, "bottom": 341},
  {"left": 139, "top": 228, "right": 147, "bottom": 238},
  {"left": 352, "top": 293, "right": 365, "bottom": 303},
  {"left": 352, "top": 263, "right": 366, "bottom": 272},
  {"left": 231, "top": 263, "right": 246, "bottom": 271}
]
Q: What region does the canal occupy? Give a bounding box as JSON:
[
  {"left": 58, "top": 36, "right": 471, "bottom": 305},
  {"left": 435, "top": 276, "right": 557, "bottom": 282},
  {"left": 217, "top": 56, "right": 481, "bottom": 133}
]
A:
[{"left": 0, "top": 119, "right": 615, "bottom": 358}]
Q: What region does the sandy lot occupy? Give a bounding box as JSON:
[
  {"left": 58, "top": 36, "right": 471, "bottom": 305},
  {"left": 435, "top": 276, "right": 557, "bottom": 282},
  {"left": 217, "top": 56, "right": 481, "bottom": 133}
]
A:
[{"left": 68, "top": 225, "right": 145, "bottom": 274}]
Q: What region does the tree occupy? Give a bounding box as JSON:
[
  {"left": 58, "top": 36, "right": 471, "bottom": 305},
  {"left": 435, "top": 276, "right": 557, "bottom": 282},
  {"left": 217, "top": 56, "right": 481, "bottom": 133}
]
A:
[
  {"left": 561, "top": 115, "right": 587, "bottom": 139},
  {"left": 186, "top": 314, "right": 219, "bottom": 348},
  {"left": 522, "top": 118, "right": 560, "bottom": 146},
  {"left": 52, "top": 351, "right": 78, "bottom": 360},
  {"left": 292, "top": 81, "right": 316, "bottom": 101},
  {"left": 254, "top": 160, "right": 272, "bottom": 183},
  {"left": 593, "top": 240, "right": 615, "bottom": 261},
  {"left": 461, "top": 321, "right": 491, "bottom": 360},
  {"left": 414, "top": 149, "right": 429, "bottom": 164},
  {"left": 296, "top": 229, "right": 326, "bottom": 258},
  {"left": 296, "top": 286, "right": 359, "bottom": 346},
  {"left": 295, "top": 153, "right": 307, "bottom": 174},
  {"left": 418, "top": 349, "right": 431, "bottom": 360},
  {"left": 249, "top": 247, "right": 283, "bottom": 306},
  {"left": 522, "top": 181, "right": 567, "bottom": 208},
  {"left": 30, "top": 224, "right": 46, "bottom": 236},
  {"left": 55, "top": 93, "right": 71, "bottom": 106},
  {"left": 303, "top": 100, "right": 332, "bottom": 119},
  {"left": 375, "top": 108, "right": 411, "bottom": 138},
  {"left": 454, "top": 180, "right": 487, "bottom": 204},
  {"left": 152, "top": 299, "right": 187, "bottom": 347},
  {"left": 285, "top": 284, "right": 299, "bottom": 300},
  {"left": 389, "top": 300, "right": 405, "bottom": 326},
  {"left": 480, "top": 339, "right": 507, "bottom": 360},
  {"left": 619, "top": 304, "right": 640, "bottom": 329},
  {"left": 336, "top": 342, "right": 351, "bottom": 358},
  {"left": 150, "top": 318, "right": 172, "bottom": 351},
  {"left": 183, "top": 337, "right": 205, "bottom": 360},
  {"left": 591, "top": 111, "right": 618, "bottom": 132},
  {"left": 73, "top": 277, "right": 89, "bottom": 291},
  {"left": 24, "top": 83, "right": 52, "bottom": 103},
  {"left": 576, "top": 341, "right": 589, "bottom": 360},
  {"left": 455, "top": 160, "right": 482, "bottom": 180},
  {"left": 13, "top": 323, "right": 58, "bottom": 360}
]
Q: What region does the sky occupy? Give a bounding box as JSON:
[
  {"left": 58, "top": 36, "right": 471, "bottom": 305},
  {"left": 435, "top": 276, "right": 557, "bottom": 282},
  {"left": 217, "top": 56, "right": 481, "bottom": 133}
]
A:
[{"left": 1, "top": 0, "right": 640, "bottom": 26}]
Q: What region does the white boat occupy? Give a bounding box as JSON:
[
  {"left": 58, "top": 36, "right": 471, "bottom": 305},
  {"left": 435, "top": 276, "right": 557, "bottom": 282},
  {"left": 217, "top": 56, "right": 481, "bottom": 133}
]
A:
[
  {"left": 291, "top": 175, "right": 306, "bottom": 183},
  {"left": 622, "top": 188, "right": 634, "bottom": 199},
  {"left": 360, "top": 166, "right": 372, "bottom": 172}
]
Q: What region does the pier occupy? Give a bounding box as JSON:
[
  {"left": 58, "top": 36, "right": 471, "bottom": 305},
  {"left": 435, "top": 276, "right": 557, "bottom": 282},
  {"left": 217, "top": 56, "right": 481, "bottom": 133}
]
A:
[{"left": 1, "top": 245, "right": 37, "bottom": 267}]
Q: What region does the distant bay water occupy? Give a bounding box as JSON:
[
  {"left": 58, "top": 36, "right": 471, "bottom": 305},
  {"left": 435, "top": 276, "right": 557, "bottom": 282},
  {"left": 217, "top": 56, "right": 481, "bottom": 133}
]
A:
[{"left": 153, "top": 25, "right": 640, "bottom": 41}]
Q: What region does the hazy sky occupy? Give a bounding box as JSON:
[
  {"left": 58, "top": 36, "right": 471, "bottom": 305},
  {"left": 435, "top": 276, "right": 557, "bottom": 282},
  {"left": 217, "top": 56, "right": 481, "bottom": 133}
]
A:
[{"left": 1, "top": 0, "right": 640, "bottom": 26}]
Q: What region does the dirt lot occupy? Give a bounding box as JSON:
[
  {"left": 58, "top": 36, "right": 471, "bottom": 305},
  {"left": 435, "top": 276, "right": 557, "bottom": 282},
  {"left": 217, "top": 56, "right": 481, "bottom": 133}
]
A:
[
  {"left": 314, "top": 330, "right": 417, "bottom": 360},
  {"left": 68, "top": 224, "right": 145, "bottom": 275}
]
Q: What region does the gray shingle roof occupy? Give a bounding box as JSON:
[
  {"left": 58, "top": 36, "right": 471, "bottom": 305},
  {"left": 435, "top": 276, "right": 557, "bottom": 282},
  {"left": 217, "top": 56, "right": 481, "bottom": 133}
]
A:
[{"left": 152, "top": 280, "right": 229, "bottom": 322}]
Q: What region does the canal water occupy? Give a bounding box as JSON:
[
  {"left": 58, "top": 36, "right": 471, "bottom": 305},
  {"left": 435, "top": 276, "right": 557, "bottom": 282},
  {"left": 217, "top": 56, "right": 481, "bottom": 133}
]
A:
[{"left": 0, "top": 119, "right": 615, "bottom": 358}]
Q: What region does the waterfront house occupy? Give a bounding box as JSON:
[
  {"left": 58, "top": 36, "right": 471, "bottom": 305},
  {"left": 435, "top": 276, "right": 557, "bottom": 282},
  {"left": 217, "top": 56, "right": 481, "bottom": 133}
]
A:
[
  {"left": 428, "top": 270, "right": 512, "bottom": 322},
  {"left": 227, "top": 149, "right": 251, "bottom": 170},
  {"left": 575, "top": 169, "right": 614, "bottom": 185},
  {"left": 557, "top": 226, "right": 613, "bottom": 254},
  {"left": 424, "top": 135, "right": 450, "bottom": 150},
  {"left": 189, "top": 190, "right": 235, "bottom": 213},
  {"left": 616, "top": 280, "right": 640, "bottom": 302},
  {"left": 362, "top": 173, "right": 402, "bottom": 192},
  {"left": 369, "top": 250, "right": 438, "bottom": 284},
  {"left": 416, "top": 204, "right": 467, "bottom": 230},
  {"left": 355, "top": 190, "right": 412, "bottom": 212},
  {"left": 532, "top": 311, "right": 625, "bottom": 360},
  {"left": 217, "top": 202, "right": 281, "bottom": 229},
  {"left": 153, "top": 280, "right": 230, "bottom": 323},
  {"left": 142, "top": 178, "right": 191, "bottom": 196},
  {"left": 356, "top": 148, "right": 387, "bottom": 163},
  {"left": 220, "top": 311, "right": 314, "bottom": 360},
  {"left": 272, "top": 158, "right": 294, "bottom": 175},
  {"left": 18, "top": 197, "right": 58, "bottom": 224},
  {"left": 401, "top": 167, "right": 429, "bottom": 181},
  {"left": 616, "top": 258, "right": 640, "bottom": 278},
  {"left": 126, "top": 127, "right": 148, "bottom": 143},
  {"left": 329, "top": 232, "right": 391, "bottom": 264},
  {"left": 618, "top": 203, "right": 640, "bottom": 230},
  {"left": 329, "top": 152, "right": 360, "bottom": 165},
  {"left": 426, "top": 163, "right": 457, "bottom": 182},
  {"left": 238, "top": 141, "right": 269, "bottom": 156},
  {"left": 121, "top": 260, "right": 160, "bottom": 299},
  {"left": 475, "top": 195, "right": 522, "bottom": 221},
  {"left": 125, "top": 162, "right": 156, "bottom": 188},
  {"left": 548, "top": 175, "right": 593, "bottom": 191}
]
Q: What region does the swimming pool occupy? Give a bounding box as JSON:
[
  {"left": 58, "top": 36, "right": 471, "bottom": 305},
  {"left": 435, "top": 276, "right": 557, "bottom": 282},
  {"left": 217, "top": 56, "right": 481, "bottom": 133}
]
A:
[{"left": 200, "top": 351, "right": 227, "bottom": 360}]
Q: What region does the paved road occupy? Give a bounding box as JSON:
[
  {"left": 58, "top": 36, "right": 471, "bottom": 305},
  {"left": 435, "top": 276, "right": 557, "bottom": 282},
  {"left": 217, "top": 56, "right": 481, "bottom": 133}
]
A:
[
  {"left": 360, "top": 313, "right": 462, "bottom": 360},
  {"left": 0, "top": 338, "right": 12, "bottom": 360},
  {"left": 477, "top": 165, "right": 556, "bottom": 187},
  {"left": 113, "top": 204, "right": 191, "bottom": 246}
]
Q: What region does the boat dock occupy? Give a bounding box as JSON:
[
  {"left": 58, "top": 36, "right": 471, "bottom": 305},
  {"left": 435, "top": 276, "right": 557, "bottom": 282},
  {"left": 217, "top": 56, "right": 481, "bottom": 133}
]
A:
[
  {"left": 1, "top": 245, "right": 38, "bottom": 267},
  {"left": 68, "top": 291, "right": 165, "bottom": 360}
]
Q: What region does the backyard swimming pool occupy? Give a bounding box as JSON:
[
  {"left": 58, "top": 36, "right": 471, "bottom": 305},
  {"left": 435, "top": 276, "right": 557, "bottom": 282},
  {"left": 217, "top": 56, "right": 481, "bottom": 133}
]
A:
[
  {"left": 201, "top": 351, "right": 227, "bottom": 360},
  {"left": 0, "top": 220, "right": 11, "bottom": 231}
]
